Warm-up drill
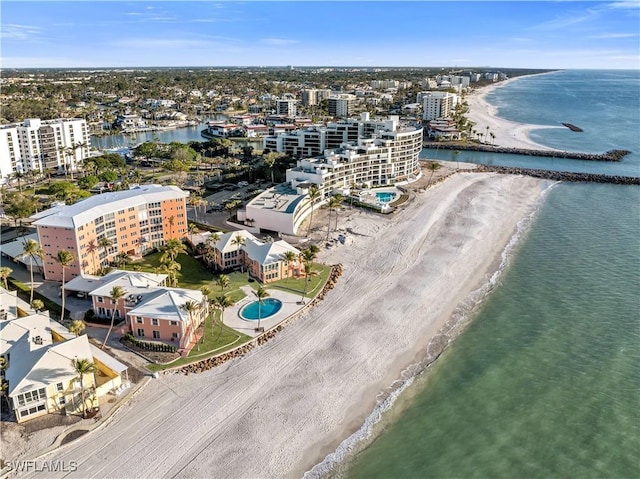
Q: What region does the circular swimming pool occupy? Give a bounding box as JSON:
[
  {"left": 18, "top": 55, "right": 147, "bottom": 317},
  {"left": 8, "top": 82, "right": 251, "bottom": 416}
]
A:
[
  {"left": 375, "top": 191, "right": 397, "bottom": 203},
  {"left": 240, "top": 298, "right": 283, "bottom": 320}
]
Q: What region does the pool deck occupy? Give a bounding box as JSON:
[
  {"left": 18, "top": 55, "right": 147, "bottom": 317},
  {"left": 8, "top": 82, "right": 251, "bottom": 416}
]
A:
[{"left": 223, "top": 286, "right": 306, "bottom": 337}]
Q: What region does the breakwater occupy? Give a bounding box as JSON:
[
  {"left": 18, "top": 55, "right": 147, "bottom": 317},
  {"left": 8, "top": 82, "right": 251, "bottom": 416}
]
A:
[
  {"left": 477, "top": 165, "right": 640, "bottom": 185},
  {"left": 424, "top": 142, "right": 630, "bottom": 162}
]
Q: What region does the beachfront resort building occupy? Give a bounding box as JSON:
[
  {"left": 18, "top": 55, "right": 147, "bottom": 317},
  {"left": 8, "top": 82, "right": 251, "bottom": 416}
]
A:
[
  {"left": 0, "top": 118, "right": 90, "bottom": 184},
  {"left": 188, "top": 230, "right": 301, "bottom": 283},
  {"left": 248, "top": 113, "right": 423, "bottom": 235},
  {"left": 30, "top": 185, "right": 189, "bottom": 282},
  {"left": 0, "top": 290, "right": 128, "bottom": 423},
  {"left": 420, "top": 92, "right": 458, "bottom": 121}
]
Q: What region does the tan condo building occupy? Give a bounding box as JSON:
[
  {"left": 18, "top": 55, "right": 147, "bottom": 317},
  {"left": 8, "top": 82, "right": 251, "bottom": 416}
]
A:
[{"left": 31, "top": 185, "right": 189, "bottom": 282}]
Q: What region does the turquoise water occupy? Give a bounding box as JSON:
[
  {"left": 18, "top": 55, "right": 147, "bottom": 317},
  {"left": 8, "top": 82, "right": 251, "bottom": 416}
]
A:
[
  {"left": 375, "top": 192, "right": 396, "bottom": 203},
  {"left": 340, "top": 71, "right": 640, "bottom": 479},
  {"left": 346, "top": 184, "right": 640, "bottom": 479},
  {"left": 240, "top": 298, "right": 282, "bottom": 320}
]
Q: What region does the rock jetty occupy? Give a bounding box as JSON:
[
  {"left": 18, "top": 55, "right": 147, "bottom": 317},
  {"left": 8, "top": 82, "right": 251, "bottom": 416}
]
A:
[
  {"left": 424, "top": 141, "right": 631, "bottom": 162},
  {"left": 477, "top": 165, "right": 640, "bottom": 185},
  {"left": 562, "top": 122, "right": 583, "bottom": 132},
  {"left": 169, "top": 263, "right": 344, "bottom": 376}
]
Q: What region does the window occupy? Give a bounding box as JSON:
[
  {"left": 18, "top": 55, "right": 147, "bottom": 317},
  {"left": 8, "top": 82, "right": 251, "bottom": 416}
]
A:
[
  {"left": 151, "top": 319, "right": 159, "bottom": 326},
  {"left": 56, "top": 382, "right": 63, "bottom": 392},
  {"left": 170, "top": 321, "right": 178, "bottom": 326},
  {"left": 136, "top": 317, "right": 143, "bottom": 324},
  {"left": 137, "top": 329, "right": 145, "bottom": 337},
  {"left": 97, "top": 296, "right": 104, "bottom": 303},
  {"left": 152, "top": 331, "right": 160, "bottom": 339},
  {"left": 59, "top": 396, "right": 66, "bottom": 406}
]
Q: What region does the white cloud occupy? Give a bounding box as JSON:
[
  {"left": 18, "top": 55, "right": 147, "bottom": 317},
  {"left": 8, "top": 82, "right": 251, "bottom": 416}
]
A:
[
  {"left": 590, "top": 32, "right": 638, "bottom": 39},
  {"left": 0, "top": 24, "right": 42, "bottom": 41},
  {"left": 606, "top": 1, "right": 640, "bottom": 9},
  {"left": 260, "top": 38, "right": 299, "bottom": 46}
]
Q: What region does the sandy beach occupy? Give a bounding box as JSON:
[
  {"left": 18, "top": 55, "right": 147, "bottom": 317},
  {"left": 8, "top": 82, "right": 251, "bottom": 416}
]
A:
[
  {"left": 24, "top": 171, "right": 550, "bottom": 479},
  {"left": 465, "top": 73, "right": 563, "bottom": 150}
]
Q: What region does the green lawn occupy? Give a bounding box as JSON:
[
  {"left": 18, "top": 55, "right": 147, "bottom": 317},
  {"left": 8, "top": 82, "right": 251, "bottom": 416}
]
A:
[
  {"left": 129, "top": 253, "right": 252, "bottom": 302},
  {"left": 269, "top": 263, "right": 332, "bottom": 298},
  {"left": 146, "top": 312, "right": 251, "bottom": 372},
  {"left": 135, "top": 255, "right": 333, "bottom": 373},
  {"left": 130, "top": 252, "right": 212, "bottom": 289}
]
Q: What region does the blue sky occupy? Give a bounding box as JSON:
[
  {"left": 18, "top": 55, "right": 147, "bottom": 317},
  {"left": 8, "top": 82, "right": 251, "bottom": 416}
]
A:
[{"left": 1, "top": 1, "right": 639, "bottom": 69}]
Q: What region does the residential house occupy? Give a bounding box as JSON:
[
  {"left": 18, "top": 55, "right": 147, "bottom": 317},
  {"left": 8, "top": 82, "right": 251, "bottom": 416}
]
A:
[{"left": 0, "top": 297, "right": 127, "bottom": 423}]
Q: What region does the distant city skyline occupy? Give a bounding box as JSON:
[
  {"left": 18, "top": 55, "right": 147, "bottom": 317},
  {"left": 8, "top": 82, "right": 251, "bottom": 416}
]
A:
[{"left": 2, "top": 1, "right": 639, "bottom": 70}]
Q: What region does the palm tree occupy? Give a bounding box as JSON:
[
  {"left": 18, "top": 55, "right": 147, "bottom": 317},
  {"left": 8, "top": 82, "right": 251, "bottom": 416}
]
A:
[
  {"left": 333, "top": 194, "right": 344, "bottom": 232},
  {"left": 188, "top": 223, "right": 199, "bottom": 245},
  {"left": 326, "top": 195, "right": 343, "bottom": 240},
  {"left": 263, "top": 152, "right": 280, "bottom": 184},
  {"left": 0, "top": 266, "right": 12, "bottom": 290},
  {"left": 427, "top": 161, "right": 441, "bottom": 184},
  {"left": 31, "top": 299, "right": 44, "bottom": 312},
  {"left": 102, "top": 285, "right": 127, "bottom": 348},
  {"left": 216, "top": 274, "right": 230, "bottom": 294},
  {"left": 98, "top": 236, "right": 113, "bottom": 268},
  {"left": 298, "top": 246, "right": 319, "bottom": 304},
  {"left": 306, "top": 185, "right": 321, "bottom": 237},
  {"left": 71, "top": 358, "right": 98, "bottom": 418},
  {"left": 231, "top": 234, "right": 246, "bottom": 272},
  {"left": 453, "top": 150, "right": 460, "bottom": 171},
  {"left": 205, "top": 232, "right": 221, "bottom": 269},
  {"left": 162, "top": 238, "right": 186, "bottom": 263},
  {"left": 69, "top": 319, "right": 86, "bottom": 337},
  {"left": 86, "top": 239, "right": 98, "bottom": 273},
  {"left": 18, "top": 239, "right": 43, "bottom": 304},
  {"left": 160, "top": 260, "right": 181, "bottom": 287},
  {"left": 113, "top": 251, "right": 132, "bottom": 270},
  {"left": 181, "top": 300, "right": 201, "bottom": 350},
  {"left": 55, "top": 250, "right": 74, "bottom": 324},
  {"left": 300, "top": 262, "right": 318, "bottom": 304},
  {"left": 282, "top": 250, "right": 297, "bottom": 278},
  {"left": 213, "top": 294, "right": 233, "bottom": 342},
  {"left": 167, "top": 215, "right": 175, "bottom": 237},
  {"left": 200, "top": 286, "right": 212, "bottom": 341},
  {"left": 253, "top": 286, "right": 269, "bottom": 332}
]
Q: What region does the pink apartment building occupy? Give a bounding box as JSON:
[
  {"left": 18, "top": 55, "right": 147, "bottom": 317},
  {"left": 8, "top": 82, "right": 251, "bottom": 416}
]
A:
[
  {"left": 64, "top": 269, "right": 207, "bottom": 350},
  {"left": 31, "top": 185, "right": 189, "bottom": 282}
]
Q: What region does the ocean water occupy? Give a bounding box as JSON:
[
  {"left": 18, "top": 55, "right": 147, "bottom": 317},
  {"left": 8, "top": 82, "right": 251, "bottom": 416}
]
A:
[{"left": 337, "top": 70, "right": 640, "bottom": 479}]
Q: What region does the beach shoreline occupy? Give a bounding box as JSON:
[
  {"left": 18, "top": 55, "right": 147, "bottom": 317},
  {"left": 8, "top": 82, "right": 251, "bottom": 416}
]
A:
[
  {"left": 465, "top": 71, "right": 563, "bottom": 151},
  {"left": 24, "top": 170, "right": 552, "bottom": 479}
]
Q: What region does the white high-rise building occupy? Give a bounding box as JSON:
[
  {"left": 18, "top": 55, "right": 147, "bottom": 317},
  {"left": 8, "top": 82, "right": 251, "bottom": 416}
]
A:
[
  {"left": 328, "top": 94, "right": 356, "bottom": 117},
  {"left": 421, "top": 92, "right": 458, "bottom": 121},
  {"left": 249, "top": 113, "right": 423, "bottom": 235},
  {"left": 0, "top": 118, "right": 90, "bottom": 183},
  {"left": 276, "top": 99, "right": 297, "bottom": 117},
  {"left": 302, "top": 89, "right": 333, "bottom": 106}
]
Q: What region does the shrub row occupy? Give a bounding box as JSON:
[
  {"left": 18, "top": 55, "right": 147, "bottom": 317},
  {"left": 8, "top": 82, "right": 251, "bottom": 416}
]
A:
[{"left": 123, "top": 333, "right": 177, "bottom": 353}]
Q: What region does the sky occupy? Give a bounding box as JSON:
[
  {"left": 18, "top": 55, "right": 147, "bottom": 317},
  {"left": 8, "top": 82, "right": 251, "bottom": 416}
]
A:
[{"left": 1, "top": 1, "right": 639, "bottom": 69}]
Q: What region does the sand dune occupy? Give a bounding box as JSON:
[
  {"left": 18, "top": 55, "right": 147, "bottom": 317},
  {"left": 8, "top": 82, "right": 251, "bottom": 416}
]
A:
[{"left": 26, "top": 172, "right": 550, "bottom": 479}]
